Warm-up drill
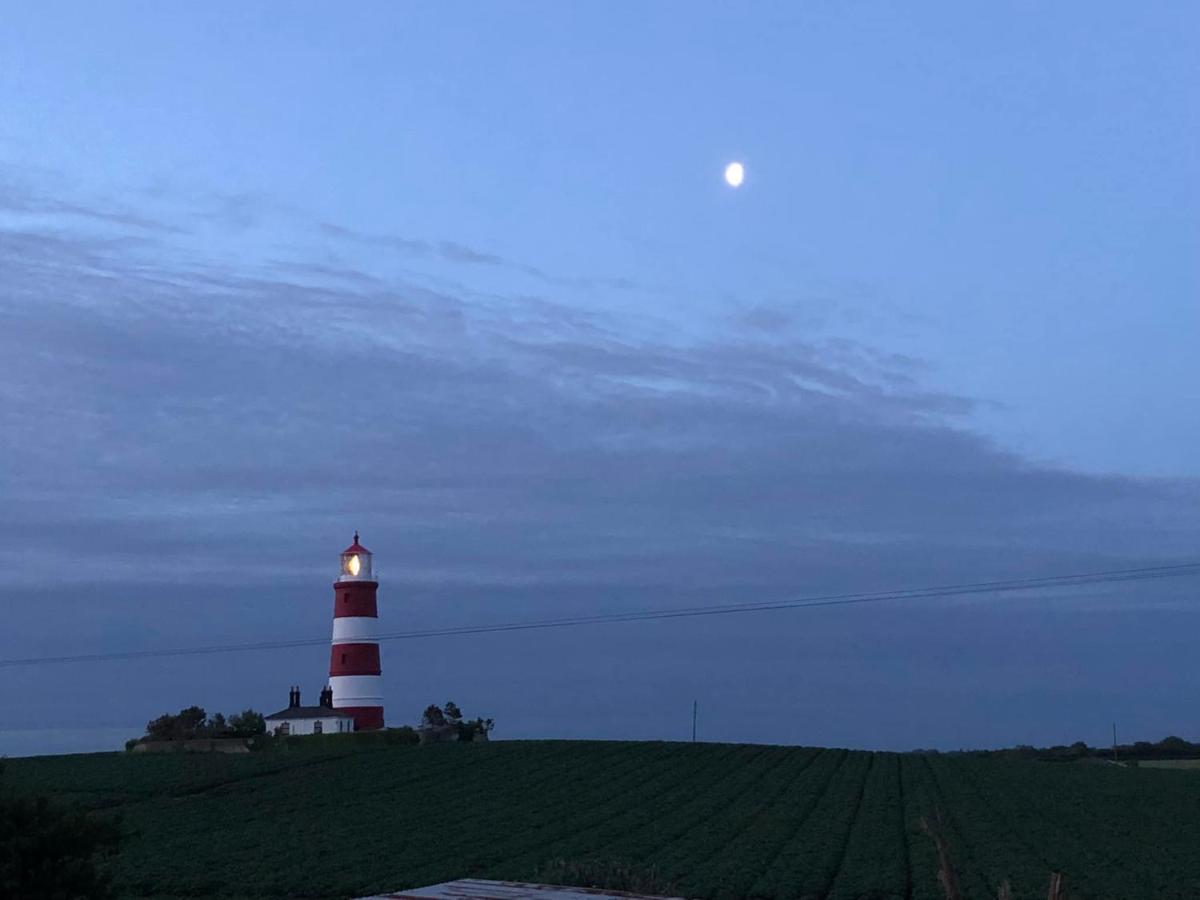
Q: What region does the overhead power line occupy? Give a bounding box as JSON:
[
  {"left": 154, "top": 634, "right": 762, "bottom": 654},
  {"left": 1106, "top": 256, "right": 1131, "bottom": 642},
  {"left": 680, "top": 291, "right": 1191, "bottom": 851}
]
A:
[{"left": 2, "top": 561, "right": 1198, "bottom": 670}]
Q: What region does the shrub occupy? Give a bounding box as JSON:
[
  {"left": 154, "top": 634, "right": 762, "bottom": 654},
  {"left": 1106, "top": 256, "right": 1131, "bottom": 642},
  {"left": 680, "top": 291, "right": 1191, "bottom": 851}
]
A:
[{"left": 0, "top": 764, "right": 121, "bottom": 899}]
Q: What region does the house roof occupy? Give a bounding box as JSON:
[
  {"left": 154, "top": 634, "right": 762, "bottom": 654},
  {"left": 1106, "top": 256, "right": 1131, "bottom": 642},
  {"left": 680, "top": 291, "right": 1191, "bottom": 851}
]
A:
[
  {"left": 356, "top": 879, "right": 683, "bottom": 900},
  {"left": 265, "top": 705, "right": 355, "bottom": 721}
]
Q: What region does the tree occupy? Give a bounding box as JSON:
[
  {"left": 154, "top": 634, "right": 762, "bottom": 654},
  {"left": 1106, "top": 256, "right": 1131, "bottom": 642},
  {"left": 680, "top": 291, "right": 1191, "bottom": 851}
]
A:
[
  {"left": 138, "top": 706, "right": 263, "bottom": 745},
  {"left": 145, "top": 713, "right": 178, "bottom": 742},
  {"left": 144, "top": 706, "right": 207, "bottom": 741},
  {"left": 457, "top": 717, "right": 495, "bottom": 742},
  {"left": 1156, "top": 736, "right": 1191, "bottom": 753},
  {"left": 174, "top": 706, "right": 207, "bottom": 738},
  {"left": 0, "top": 765, "right": 121, "bottom": 899},
  {"left": 228, "top": 709, "right": 265, "bottom": 737},
  {"left": 419, "top": 702, "right": 494, "bottom": 739}
]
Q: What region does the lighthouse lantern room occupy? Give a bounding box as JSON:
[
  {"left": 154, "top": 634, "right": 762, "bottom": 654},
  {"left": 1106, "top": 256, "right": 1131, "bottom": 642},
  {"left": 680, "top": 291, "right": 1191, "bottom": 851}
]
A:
[
  {"left": 329, "top": 532, "right": 385, "bottom": 731},
  {"left": 340, "top": 533, "right": 373, "bottom": 581}
]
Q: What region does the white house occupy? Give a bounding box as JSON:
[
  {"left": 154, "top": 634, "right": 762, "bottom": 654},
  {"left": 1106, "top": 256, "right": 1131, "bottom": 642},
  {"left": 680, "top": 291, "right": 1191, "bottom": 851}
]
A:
[{"left": 265, "top": 686, "right": 356, "bottom": 736}]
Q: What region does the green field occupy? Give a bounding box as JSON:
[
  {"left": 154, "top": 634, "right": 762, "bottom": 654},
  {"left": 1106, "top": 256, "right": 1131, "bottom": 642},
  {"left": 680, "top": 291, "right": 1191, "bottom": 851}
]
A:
[{"left": 5, "top": 740, "right": 1200, "bottom": 899}]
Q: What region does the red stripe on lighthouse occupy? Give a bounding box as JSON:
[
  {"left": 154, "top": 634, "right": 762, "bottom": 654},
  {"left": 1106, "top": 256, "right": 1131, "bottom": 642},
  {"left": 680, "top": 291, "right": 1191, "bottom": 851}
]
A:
[
  {"left": 330, "top": 642, "right": 381, "bottom": 676},
  {"left": 336, "top": 706, "right": 384, "bottom": 731},
  {"left": 333, "top": 581, "right": 379, "bottom": 618}
]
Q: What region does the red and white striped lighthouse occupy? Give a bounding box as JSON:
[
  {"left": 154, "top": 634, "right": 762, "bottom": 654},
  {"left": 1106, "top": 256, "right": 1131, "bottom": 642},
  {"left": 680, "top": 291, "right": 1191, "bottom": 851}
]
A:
[{"left": 329, "top": 532, "right": 385, "bottom": 730}]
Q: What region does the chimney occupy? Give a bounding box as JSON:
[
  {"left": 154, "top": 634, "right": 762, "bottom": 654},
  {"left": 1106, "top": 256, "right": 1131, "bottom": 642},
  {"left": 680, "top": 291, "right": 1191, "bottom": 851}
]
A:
[
  {"left": 289, "top": 685, "right": 300, "bottom": 708},
  {"left": 319, "top": 685, "right": 333, "bottom": 708}
]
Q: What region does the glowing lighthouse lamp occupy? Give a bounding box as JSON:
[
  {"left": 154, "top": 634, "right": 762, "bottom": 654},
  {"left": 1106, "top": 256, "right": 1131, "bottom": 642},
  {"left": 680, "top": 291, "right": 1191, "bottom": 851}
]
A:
[{"left": 329, "top": 532, "right": 385, "bottom": 730}]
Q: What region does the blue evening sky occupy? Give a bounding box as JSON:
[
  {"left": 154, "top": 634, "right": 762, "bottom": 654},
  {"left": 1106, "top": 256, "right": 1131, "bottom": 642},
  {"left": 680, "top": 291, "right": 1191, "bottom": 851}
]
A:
[{"left": 1, "top": 3, "right": 1197, "bottom": 755}]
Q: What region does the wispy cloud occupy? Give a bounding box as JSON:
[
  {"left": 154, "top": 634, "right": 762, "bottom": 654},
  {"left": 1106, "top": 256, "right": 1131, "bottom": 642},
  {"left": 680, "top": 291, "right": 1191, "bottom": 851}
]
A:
[
  {"left": 2, "top": 197, "right": 1195, "bottom": 593},
  {"left": 319, "top": 220, "right": 639, "bottom": 292},
  {"left": 0, "top": 180, "right": 186, "bottom": 234},
  {"left": 3, "top": 179, "right": 1198, "bottom": 750}
]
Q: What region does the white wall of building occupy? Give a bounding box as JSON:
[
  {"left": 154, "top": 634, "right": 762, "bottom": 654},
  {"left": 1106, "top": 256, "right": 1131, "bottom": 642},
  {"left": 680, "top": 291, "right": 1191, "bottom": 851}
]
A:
[{"left": 266, "top": 715, "right": 354, "bottom": 736}]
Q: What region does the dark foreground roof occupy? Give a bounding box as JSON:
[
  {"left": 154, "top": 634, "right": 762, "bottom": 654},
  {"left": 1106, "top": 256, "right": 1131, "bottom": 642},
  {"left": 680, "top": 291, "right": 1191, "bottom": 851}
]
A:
[
  {"left": 265, "top": 705, "right": 355, "bottom": 720},
  {"left": 357, "top": 879, "right": 683, "bottom": 900}
]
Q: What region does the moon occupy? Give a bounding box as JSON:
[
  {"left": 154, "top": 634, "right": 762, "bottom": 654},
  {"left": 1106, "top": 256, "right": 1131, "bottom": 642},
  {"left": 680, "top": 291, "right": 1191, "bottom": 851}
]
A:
[{"left": 724, "top": 161, "right": 745, "bottom": 188}]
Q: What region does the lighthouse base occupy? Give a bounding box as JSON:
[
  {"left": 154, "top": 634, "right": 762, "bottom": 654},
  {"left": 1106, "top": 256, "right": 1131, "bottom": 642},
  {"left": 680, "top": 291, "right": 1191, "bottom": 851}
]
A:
[{"left": 337, "top": 706, "right": 385, "bottom": 731}]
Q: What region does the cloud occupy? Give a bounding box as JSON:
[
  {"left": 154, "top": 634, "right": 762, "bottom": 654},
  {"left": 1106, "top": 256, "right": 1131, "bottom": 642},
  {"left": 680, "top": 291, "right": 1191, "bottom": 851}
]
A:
[
  {"left": 735, "top": 305, "right": 797, "bottom": 333},
  {"left": 0, "top": 180, "right": 185, "bottom": 234},
  {"left": 320, "top": 220, "right": 639, "bottom": 291},
  {"left": 2, "top": 211, "right": 1195, "bottom": 595},
  {"left": 436, "top": 240, "right": 504, "bottom": 266},
  {"left": 2, "top": 183, "right": 1198, "bottom": 750}
]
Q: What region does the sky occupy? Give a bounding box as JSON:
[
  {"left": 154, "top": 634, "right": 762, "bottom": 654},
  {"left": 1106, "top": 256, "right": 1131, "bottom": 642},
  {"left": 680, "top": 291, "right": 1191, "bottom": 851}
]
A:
[{"left": 1, "top": 2, "right": 1198, "bottom": 756}]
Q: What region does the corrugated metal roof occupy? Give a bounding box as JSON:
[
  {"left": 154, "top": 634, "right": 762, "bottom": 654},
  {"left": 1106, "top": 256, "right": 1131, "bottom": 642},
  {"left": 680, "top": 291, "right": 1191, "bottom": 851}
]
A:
[{"left": 356, "top": 879, "right": 684, "bottom": 900}]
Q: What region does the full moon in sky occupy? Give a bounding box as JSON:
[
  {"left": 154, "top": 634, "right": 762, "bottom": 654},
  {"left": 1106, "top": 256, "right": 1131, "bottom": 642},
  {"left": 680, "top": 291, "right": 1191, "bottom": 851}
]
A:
[{"left": 724, "top": 161, "right": 745, "bottom": 188}]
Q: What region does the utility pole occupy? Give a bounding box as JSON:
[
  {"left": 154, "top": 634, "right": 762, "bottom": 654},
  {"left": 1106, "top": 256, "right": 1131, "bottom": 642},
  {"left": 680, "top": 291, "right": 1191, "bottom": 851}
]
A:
[
  {"left": 692, "top": 700, "right": 698, "bottom": 743},
  {"left": 1112, "top": 722, "right": 1119, "bottom": 764}
]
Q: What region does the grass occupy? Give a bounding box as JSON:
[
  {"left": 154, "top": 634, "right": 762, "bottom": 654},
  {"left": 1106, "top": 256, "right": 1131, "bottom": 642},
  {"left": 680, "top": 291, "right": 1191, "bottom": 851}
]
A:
[{"left": 4, "top": 740, "right": 1200, "bottom": 899}]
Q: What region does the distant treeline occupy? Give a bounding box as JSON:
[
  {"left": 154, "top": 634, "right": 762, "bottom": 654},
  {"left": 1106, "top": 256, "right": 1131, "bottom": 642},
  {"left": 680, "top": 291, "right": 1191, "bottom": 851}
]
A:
[
  {"left": 921, "top": 735, "right": 1200, "bottom": 763},
  {"left": 421, "top": 701, "right": 494, "bottom": 742},
  {"left": 129, "top": 706, "right": 266, "bottom": 748},
  {"left": 128, "top": 702, "right": 493, "bottom": 749}
]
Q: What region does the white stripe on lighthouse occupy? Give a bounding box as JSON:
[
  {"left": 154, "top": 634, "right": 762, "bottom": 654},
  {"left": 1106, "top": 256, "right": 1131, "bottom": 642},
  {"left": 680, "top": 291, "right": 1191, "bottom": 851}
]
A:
[
  {"left": 331, "top": 616, "right": 380, "bottom": 644},
  {"left": 329, "top": 674, "right": 384, "bottom": 706}
]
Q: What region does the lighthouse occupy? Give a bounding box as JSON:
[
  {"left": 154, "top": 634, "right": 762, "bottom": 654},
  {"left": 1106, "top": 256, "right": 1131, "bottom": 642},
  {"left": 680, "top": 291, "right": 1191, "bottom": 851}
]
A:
[{"left": 329, "top": 532, "right": 385, "bottom": 730}]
